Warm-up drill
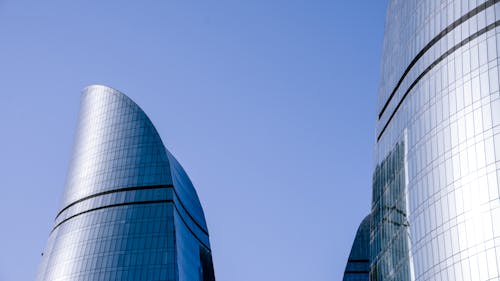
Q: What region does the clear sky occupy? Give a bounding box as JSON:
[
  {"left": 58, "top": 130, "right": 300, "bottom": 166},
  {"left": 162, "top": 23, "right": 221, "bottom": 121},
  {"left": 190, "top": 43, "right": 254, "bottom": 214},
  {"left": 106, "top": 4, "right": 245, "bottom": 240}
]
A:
[{"left": 0, "top": 1, "right": 387, "bottom": 280}]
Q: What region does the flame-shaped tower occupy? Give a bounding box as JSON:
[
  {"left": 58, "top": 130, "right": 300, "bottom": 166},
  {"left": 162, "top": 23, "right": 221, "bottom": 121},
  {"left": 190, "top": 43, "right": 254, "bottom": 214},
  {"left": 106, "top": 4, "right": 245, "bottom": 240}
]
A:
[{"left": 37, "top": 85, "right": 215, "bottom": 281}]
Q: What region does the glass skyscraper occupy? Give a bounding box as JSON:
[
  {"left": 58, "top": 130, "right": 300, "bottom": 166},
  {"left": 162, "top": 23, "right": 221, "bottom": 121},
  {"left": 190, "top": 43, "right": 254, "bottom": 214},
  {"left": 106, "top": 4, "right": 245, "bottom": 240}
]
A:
[
  {"left": 37, "top": 85, "right": 215, "bottom": 281},
  {"left": 372, "top": 1, "right": 500, "bottom": 280},
  {"left": 342, "top": 215, "right": 370, "bottom": 281}
]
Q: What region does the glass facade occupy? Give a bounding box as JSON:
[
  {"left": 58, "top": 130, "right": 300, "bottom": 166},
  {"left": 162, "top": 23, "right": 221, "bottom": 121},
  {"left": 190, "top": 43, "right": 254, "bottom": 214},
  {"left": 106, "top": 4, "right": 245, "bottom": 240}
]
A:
[
  {"left": 37, "top": 85, "right": 215, "bottom": 281},
  {"left": 343, "top": 215, "right": 371, "bottom": 281},
  {"left": 373, "top": 1, "right": 500, "bottom": 280}
]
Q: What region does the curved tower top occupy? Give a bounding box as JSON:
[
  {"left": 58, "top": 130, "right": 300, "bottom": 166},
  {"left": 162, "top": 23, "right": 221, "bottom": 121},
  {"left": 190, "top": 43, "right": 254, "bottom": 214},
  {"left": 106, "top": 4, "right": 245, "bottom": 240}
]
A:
[
  {"left": 342, "top": 215, "right": 370, "bottom": 281},
  {"left": 37, "top": 85, "right": 215, "bottom": 281},
  {"left": 64, "top": 85, "right": 208, "bottom": 231}
]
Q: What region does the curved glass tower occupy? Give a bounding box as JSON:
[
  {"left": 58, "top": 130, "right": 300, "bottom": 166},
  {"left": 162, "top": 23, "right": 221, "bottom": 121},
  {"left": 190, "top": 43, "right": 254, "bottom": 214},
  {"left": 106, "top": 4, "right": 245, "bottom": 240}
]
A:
[
  {"left": 37, "top": 85, "right": 215, "bottom": 281},
  {"left": 373, "top": 1, "right": 500, "bottom": 281},
  {"left": 342, "top": 215, "right": 370, "bottom": 281}
]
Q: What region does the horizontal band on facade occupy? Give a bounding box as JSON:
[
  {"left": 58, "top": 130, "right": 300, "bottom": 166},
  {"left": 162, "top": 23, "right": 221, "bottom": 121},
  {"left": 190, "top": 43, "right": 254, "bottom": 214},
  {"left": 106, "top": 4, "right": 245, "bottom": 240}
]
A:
[
  {"left": 173, "top": 202, "right": 211, "bottom": 251},
  {"left": 55, "top": 184, "right": 209, "bottom": 236},
  {"left": 378, "top": 0, "right": 499, "bottom": 120},
  {"left": 51, "top": 199, "right": 173, "bottom": 233},
  {"left": 344, "top": 270, "right": 370, "bottom": 274},
  {"left": 377, "top": 19, "right": 500, "bottom": 141},
  {"left": 347, "top": 259, "right": 369, "bottom": 263},
  {"left": 51, "top": 199, "right": 212, "bottom": 250},
  {"left": 56, "top": 184, "right": 174, "bottom": 219}
]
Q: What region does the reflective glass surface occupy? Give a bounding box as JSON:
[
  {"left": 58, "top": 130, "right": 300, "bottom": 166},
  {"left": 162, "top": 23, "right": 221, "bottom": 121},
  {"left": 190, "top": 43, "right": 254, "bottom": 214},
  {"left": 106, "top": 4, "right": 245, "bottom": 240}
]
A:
[
  {"left": 374, "top": 1, "right": 500, "bottom": 280},
  {"left": 37, "top": 85, "right": 215, "bottom": 281},
  {"left": 343, "top": 215, "right": 371, "bottom": 281}
]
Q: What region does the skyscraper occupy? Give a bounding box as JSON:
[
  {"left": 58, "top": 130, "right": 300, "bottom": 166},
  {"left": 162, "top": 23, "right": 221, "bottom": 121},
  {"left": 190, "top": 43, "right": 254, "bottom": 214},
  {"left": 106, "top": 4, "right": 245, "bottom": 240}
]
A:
[
  {"left": 342, "top": 215, "right": 370, "bottom": 281},
  {"left": 372, "top": 1, "right": 500, "bottom": 280},
  {"left": 37, "top": 85, "right": 215, "bottom": 281}
]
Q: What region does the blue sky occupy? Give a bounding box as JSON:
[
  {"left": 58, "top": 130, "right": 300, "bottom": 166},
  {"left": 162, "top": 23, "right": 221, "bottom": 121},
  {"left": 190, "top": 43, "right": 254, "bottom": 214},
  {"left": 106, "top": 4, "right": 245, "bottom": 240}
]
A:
[{"left": 0, "top": 1, "right": 387, "bottom": 280}]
